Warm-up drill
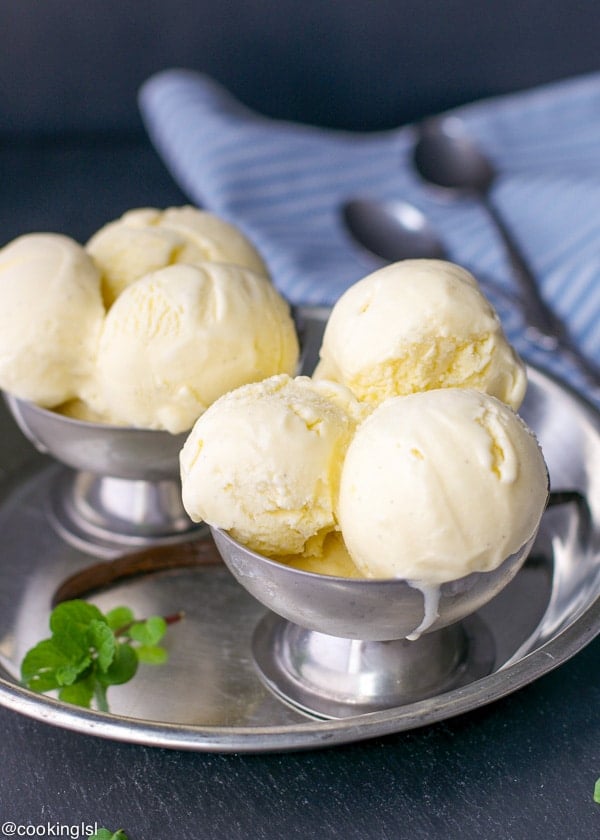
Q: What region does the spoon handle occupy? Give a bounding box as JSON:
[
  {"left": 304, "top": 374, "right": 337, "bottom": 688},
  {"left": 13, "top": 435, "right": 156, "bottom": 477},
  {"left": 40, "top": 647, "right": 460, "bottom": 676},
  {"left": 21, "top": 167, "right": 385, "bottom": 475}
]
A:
[
  {"left": 482, "top": 197, "right": 600, "bottom": 389},
  {"left": 552, "top": 340, "right": 600, "bottom": 394},
  {"left": 482, "top": 197, "right": 564, "bottom": 341},
  {"left": 293, "top": 305, "right": 329, "bottom": 375}
]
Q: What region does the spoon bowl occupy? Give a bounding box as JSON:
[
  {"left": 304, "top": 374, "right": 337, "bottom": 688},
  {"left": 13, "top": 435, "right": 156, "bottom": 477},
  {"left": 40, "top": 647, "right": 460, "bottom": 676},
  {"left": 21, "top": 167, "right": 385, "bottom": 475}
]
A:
[
  {"left": 413, "top": 116, "right": 495, "bottom": 193},
  {"left": 413, "top": 115, "right": 600, "bottom": 387},
  {"left": 341, "top": 195, "right": 525, "bottom": 316},
  {"left": 342, "top": 197, "right": 447, "bottom": 264}
]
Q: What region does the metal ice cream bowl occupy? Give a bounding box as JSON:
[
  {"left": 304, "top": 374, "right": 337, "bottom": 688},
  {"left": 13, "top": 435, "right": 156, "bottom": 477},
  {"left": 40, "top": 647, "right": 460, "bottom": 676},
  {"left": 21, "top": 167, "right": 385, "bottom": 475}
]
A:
[
  {"left": 4, "top": 394, "right": 204, "bottom": 556},
  {"left": 210, "top": 525, "right": 540, "bottom": 719}
]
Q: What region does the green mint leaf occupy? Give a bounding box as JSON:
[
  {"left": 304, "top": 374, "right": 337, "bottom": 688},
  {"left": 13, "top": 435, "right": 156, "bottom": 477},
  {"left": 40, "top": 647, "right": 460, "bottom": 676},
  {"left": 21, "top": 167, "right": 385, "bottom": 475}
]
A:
[
  {"left": 50, "top": 629, "right": 90, "bottom": 663},
  {"left": 49, "top": 599, "right": 105, "bottom": 635},
  {"left": 58, "top": 676, "right": 95, "bottom": 708},
  {"left": 55, "top": 658, "right": 92, "bottom": 686},
  {"left": 90, "top": 830, "right": 129, "bottom": 840},
  {"left": 21, "top": 639, "right": 72, "bottom": 690},
  {"left": 22, "top": 599, "right": 174, "bottom": 712},
  {"left": 98, "top": 642, "right": 138, "bottom": 687},
  {"left": 127, "top": 616, "right": 167, "bottom": 647},
  {"left": 594, "top": 777, "right": 600, "bottom": 804},
  {"left": 105, "top": 606, "right": 134, "bottom": 631},
  {"left": 135, "top": 645, "right": 168, "bottom": 665},
  {"left": 49, "top": 600, "right": 107, "bottom": 663},
  {"left": 24, "top": 673, "right": 62, "bottom": 693},
  {"left": 88, "top": 619, "right": 117, "bottom": 672}
]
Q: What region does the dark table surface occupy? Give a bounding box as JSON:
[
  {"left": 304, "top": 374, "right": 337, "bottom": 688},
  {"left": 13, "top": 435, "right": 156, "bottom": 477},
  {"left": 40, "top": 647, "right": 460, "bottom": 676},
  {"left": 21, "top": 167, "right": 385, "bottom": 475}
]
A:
[{"left": 0, "top": 136, "right": 599, "bottom": 840}]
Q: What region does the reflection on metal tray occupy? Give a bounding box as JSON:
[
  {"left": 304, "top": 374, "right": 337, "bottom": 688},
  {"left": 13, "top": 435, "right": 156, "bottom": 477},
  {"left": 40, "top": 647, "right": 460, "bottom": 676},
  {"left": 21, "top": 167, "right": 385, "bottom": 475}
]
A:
[{"left": 0, "top": 365, "right": 598, "bottom": 753}]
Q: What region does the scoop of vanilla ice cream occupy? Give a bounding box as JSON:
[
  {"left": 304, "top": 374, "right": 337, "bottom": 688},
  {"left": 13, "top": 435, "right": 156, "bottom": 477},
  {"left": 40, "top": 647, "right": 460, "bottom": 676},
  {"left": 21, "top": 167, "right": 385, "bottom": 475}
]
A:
[
  {"left": 180, "top": 374, "right": 365, "bottom": 557},
  {"left": 314, "top": 259, "right": 526, "bottom": 410},
  {"left": 337, "top": 388, "right": 548, "bottom": 584},
  {"left": 86, "top": 205, "right": 269, "bottom": 306},
  {"left": 0, "top": 233, "right": 104, "bottom": 406},
  {"left": 83, "top": 263, "right": 299, "bottom": 433}
]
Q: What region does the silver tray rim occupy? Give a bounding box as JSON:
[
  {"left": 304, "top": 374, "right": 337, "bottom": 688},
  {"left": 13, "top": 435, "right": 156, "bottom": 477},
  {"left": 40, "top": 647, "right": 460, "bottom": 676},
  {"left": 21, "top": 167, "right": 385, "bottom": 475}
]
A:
[
  {"left": 0, "top": 588, "right": 597, "bottom": 753},
  {"left": 0, "top": 364, "right": 598, "bottom": 754}
]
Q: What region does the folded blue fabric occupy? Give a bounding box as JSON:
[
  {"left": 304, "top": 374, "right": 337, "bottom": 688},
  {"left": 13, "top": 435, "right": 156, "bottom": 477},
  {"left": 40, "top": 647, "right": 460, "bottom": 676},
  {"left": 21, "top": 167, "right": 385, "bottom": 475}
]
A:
[{"left": 139, "top": 69, "right": 600, "bottom": 404}]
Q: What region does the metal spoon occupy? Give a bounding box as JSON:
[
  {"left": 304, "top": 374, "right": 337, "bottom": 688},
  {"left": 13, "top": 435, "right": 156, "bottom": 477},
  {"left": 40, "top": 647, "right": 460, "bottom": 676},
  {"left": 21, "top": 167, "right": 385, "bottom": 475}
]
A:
[
  {"left": 294, "top": 198, "right": 447, "bottom": 377},
  {"left": 413, "top": 115, "right": 600, "bottom": 385},
  {"left": 342, "top": 197, "right": 446, "bottom": 263},
  {"left": 342, "top": 196, "right": 521, "bottom": 311}
]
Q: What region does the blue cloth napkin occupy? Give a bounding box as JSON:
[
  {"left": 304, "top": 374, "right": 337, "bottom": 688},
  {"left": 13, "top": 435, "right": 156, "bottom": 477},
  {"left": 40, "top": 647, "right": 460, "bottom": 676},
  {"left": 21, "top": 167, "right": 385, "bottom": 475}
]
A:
[{"left": 139, "top": 68, "right": 600, "bottom": 405}]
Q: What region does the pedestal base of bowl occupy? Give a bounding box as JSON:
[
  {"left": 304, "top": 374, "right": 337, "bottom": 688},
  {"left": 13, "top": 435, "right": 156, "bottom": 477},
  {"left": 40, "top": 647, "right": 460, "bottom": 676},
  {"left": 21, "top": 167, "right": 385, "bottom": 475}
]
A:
[
  {"left": 252, "top": 612, "right": 496, "bottom": 719},
  {"left": 47, "top": 467, "right": 206, "bottom": 557}
]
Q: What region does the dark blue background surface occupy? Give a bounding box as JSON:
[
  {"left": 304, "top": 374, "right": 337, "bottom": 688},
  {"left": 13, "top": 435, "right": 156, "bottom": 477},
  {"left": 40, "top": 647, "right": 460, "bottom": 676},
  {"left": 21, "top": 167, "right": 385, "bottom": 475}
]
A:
[{"left": 2, "top": 0, "right": 600, "bottom": 136}]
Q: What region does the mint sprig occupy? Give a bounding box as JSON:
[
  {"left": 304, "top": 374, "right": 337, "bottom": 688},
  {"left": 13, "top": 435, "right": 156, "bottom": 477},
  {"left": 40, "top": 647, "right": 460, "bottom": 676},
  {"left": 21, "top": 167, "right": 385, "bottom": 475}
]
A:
[
  {"left": 21, "top": 599, "right": 181, "bottom": 712},
  {"left": 91, "top": 830, "right": 129, "bottom": 840}
]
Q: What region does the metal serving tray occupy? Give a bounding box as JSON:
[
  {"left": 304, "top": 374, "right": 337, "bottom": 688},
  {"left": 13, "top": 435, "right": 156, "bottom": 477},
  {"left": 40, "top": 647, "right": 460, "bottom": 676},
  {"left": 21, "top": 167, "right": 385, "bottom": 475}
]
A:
[{"left": 0, "top": 365, "right": 598, "bottom": 753}]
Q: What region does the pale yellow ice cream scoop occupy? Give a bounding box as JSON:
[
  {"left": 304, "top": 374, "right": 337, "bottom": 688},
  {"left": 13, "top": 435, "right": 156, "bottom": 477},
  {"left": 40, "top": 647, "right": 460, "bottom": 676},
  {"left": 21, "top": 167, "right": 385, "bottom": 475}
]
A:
[
  {"left": 180, "top": 374, "right": 365, "bottom": 556},
  {"left": 314, "top": 259, "right": 526, "bottom": 410},
  {"left": 83, "top": 263, "right": 299, "bottom": 433},
  {"left": 86, "top": 205, "right": 269, "bottom": 306},
  {"left": 0, "top": 233, "right": 104, "bottom": 407},
  {"left": 337, "top": 387, "right": 548, "bottom": 584}
]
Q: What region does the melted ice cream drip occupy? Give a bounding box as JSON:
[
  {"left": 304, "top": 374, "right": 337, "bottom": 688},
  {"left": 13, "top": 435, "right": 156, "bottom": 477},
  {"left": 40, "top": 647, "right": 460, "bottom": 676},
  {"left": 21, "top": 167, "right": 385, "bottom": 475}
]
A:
[{"left": 406, "top": 581, "right": 441, "bottom": 641}]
